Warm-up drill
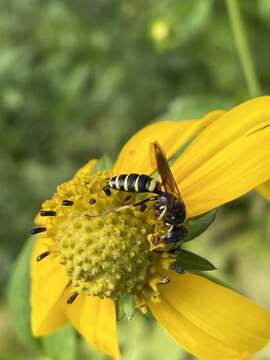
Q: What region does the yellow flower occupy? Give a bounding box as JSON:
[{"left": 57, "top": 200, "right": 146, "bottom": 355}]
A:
[{"left": 31, "top": 97, "right": 270, "bottom": 360}]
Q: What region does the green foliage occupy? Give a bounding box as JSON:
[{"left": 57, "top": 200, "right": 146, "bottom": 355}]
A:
[
  {"left": 118, "top": 313, "right": 184, "bottom": 360},
  {"left": 174, "top": 249, "right": 216, "bottom": 271},
  {"left": 42, "top": 326, "right": 76, "bottom": 360},
  {"left": 184, "top": 209, "right": 217, "bottom": 242},
  {"left": 2, "top": 0, "right": 270, "bottom": 359},
  {"left": 161, "top": 95, "right": 234, "bottom": 120},
  {"left": 92, "top": 155, "right": 114, "bottom": 173},
  {"left": 7, "top": 237, "right": 40, "bottom": 350},
  {"left": 117, "top": 294, "right": 137, "bottom": 321},
  {"left": 150, "top": 1, "right": 213, "bottom": 50}
]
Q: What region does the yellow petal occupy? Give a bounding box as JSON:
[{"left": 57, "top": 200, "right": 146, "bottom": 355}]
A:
[
  {"left": 257, "top": 180, "right": 270, "bottom": 201},
  {"left": 114, "top": 110, "right": 225, "bottom": 174},
  {"left": 31, "top": 238, "right": 69, "bottom": 336},
  {"left": 149, "top": 271, "right": 270, "bottom": 360},
  {"left": 63, "top": 291, "right": 120, "bottom": 360},
  {"left": 75, "top": 159, "right": 97, "bottom": 177},
  {"left": 173, "top": 97, "right": 270, "bottom": 216}
]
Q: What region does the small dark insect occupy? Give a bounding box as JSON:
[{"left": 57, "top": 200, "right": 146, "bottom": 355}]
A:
[{"left": 103, "top": 141, "right": 187, "bottom": 249}]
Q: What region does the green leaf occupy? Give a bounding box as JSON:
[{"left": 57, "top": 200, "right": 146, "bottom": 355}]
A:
[
  {"left": 258, "top": 0, "right": 270, "bottom": 24},
  {"left": 7, "top": 237, "right": 41, "bottom": 350},
  {"left": 184, "top": 209, "right": 217, "bottom": 242},
  {"left": 151, "top": 1, "right": 213, "bottom": 50},
  {"left": 174, "top": 249, "right": 216, "bottom": 271},
  {"left": 117, "top": 294, "right": 136, "bottom": 321},
  {"left": 92, "top": 154, "right": 113, "bottom": 173},
  {"left": 116, "top": 300, "right": 125, "bottom": 322},
  {"left": 42, "top": 326, "right": 76, "bottom": 360},
  {"left": 161, "top": 94, "right": 234, "bottom": 120},
  {"left": 118, "top": 312, "right": 184, "bottom": 360}
]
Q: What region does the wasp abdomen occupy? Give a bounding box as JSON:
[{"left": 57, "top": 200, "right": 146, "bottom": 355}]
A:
[{"left": 107, "top": 173, "right": 160, "bottom": 194}]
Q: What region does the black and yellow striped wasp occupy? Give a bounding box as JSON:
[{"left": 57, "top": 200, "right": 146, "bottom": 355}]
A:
[{"left": 103, "top": 141, "right": 187, "bottom": 251}]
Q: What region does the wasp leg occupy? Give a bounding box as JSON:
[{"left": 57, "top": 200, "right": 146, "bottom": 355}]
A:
[
  {"left": 132, "top": 196, "right": 159, "bottom": 212},
  {"left": 133, "top": 196, "right": 159, "bottom": 207},
  {"left": 154, "top": 243, "right": 182, "bottom": 254},
  {"left": 86, "top": 197, "right": 157, "bottom": 218},
  {"left": 87, "top": 196, "right": 159, "bottom": 218},
  {"left": 139, "top": 202, "right": 147, "bottom": 212},
  {"left": 112, "top": 196, "right": 159, "bottom": 214},
  {"left": 103, "top": 185, "right": 112, "bottom": 196},
  {"left": 167, "top": 246, "right": 181, "bottom": 256},
  {"left": 151, "top": 220, "right": 165, "bottom": 245},
  {"left": 149, "top": 205, "right": 169, "bottom": 245},
  {"left": 85, "top": 204, "right": 131, "bottom": 218},
  {"left": 170, "top": 263, "right": 186, "bottom": 274},
  {"left": 156, "top": 206, "right": 167, "bottom": 221},
  {"left": 153, "top": 224, "right": 187, "bottom": 251}
]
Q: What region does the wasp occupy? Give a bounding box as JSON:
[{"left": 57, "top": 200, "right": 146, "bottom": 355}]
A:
[
  {"left": 103, "top": 173, "right": 162, "bottom": 197},
  {"left": 103, "top": 141, "right": 187, "bottom": 249}
]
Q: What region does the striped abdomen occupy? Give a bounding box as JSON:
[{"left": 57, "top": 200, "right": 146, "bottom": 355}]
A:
[{"left": 107, "top": 174, "right": 161, "bottom": 194}]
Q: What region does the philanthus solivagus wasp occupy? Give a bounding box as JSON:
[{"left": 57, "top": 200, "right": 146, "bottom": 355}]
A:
[{"left": 103, "top": 141, "right": 187, "bottom": 259}]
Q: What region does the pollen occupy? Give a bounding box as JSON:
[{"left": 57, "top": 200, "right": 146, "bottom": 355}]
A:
[{"left": 36, "top": 171, "right": 170, "bottom": 301}]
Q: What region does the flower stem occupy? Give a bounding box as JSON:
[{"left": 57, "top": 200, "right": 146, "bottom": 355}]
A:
[{"left": 226, "top": 0, "right": 261, "bottom": 97}]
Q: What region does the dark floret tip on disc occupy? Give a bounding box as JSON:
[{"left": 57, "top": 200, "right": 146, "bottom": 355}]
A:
[
  {"left": 40, "top": 210, "right": 56, "bottom": 216},
  {"left": 31, "top": 226, "right": 46, "bottom": 234},
  {"left": 62, "top": 200, "right": 74, "bottom": 206},
  {"left": 36, "top": 251, "right": 50, "bottom": 262},
  {"left": 67, "top": 292, "right": 79, "bottom": 304}
]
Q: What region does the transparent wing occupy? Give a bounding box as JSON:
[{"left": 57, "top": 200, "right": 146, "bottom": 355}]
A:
[{"left": 150, "top": 141, "right": 184, "bottom": 204}]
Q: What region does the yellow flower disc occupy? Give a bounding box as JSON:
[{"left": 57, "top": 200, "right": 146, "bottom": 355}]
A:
[{"left": 39, "top": 171, "right": 166, "bottom": 300}]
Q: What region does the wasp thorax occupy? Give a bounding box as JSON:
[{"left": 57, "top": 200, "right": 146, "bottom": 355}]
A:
[{"left": 40, "top": 171, "right": 159, "bottom": 299}]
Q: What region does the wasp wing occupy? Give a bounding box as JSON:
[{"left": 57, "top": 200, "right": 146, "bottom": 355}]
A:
[{"left": 151, "top": 141, "right": 184, "bottom": 205}]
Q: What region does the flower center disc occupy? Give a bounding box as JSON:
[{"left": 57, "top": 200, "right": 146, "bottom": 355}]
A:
[{"left": 42, "top": 171, "right": 159, "bottom": 299}]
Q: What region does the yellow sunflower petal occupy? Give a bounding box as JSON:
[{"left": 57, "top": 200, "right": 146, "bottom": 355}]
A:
[
  {"left": 114, "top": 110, "right": 225, "bottom": 174},
  {"left": 149, "top": 271, "right": 270, "bottom": 360},
  {"left": 75, "top": 159, "right": 97, "bottom": 177},
  {"left": 257, "top": 180, "right": 270, "bottom": 201},
  {"left": 31, "top": 238, "right": 69, "bottom": 336},
  {"left": 63, "top": 291, "right": 120, "bottom": 360},
  {"left": 34, "top": 213, "right": 46, "bottom": 226},
  {"left": 172, "top": 97, "right": 270, "bottom": 217}
]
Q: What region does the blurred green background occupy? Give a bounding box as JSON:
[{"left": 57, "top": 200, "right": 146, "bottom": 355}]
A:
[{"left": 1, "top": 0, "right": 270, "bottom": 359}]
